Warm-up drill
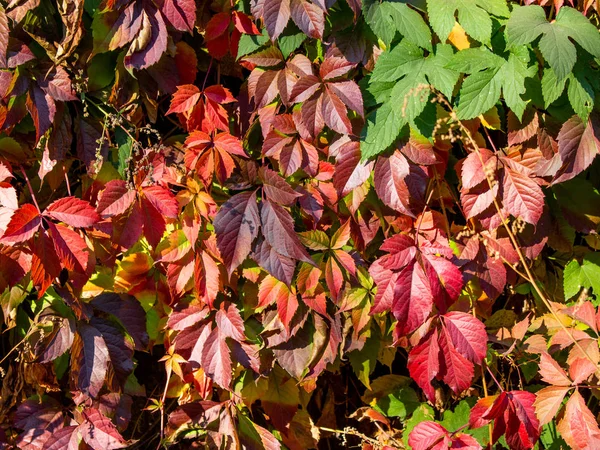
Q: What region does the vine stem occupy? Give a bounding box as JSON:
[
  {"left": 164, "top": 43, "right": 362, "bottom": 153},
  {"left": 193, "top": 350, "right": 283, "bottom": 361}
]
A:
[
  {"left": 19, "top": 165, "right": 40, "bottom": 212},
  {"left": 486, "top": 364, "right": 504, "bottom": 392},
  {"left": 436, "top": 94, "right": 600, "bottom": 379}
]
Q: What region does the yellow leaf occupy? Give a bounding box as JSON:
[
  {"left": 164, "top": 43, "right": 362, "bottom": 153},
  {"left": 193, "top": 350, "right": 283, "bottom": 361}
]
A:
[{"left": 448, "top": 22, "right": 470, "bottom": 50}]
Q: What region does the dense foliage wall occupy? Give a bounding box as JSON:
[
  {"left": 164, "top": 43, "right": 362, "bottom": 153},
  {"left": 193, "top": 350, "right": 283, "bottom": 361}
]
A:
[{"left": 0, "top": 0, "right": 600, "bottom": 448}]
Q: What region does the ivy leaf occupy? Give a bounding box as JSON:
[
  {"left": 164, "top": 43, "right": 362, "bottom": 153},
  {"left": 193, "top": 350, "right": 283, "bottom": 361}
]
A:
[
  {"left": 214, "top": 191, "right": 260, "bottom": 276},
  {"left": 506, "top": 5, "right": 600, "bottom": 81}
]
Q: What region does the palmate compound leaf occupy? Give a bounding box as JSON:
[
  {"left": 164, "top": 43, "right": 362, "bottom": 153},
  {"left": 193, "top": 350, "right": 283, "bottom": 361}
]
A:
[
  {"left": 289, "top": 56, "right": 363, "bottom": 137},
  {"left": 362, "top": 42, "right": 459, "bottom": 159},
  {"left": 506, "top": 5, "right": 600, "bottom": 81},
  {"left": 214, "top": 190, "right": 260, "bottom": 276},
  {"left": 370, "top": 234, "right": 464, "bottom": 335},
  {"left": 469, "top": 391, "right": 540, "bottom": 450},
  {"left": 407, "top": 312, "right": 486, "bottom": 401},
  {"left": 459, "top": 149, "right": 545, "bottom": 226}
]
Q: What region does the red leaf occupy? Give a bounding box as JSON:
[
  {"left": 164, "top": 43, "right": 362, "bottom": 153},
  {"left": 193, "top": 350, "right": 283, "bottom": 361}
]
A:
[
  {"left": 97, "top": 180, "right": 136, "bottom": 217},
  {"left": 534, "top": 386, "right": 569, "bottom": 425},
  {"left": 258, "top": 275, "right": 298, "bottom": 331},
  {"left": 124, "top": 5, "right": 168, "bottom": 70},
  {"left": 80, "top": 407, "right": 128, "bottom": 449},
  {"left": 26, "top": 85, "right": 56, "bottom": 140},
  {"left": 242, "top": 46, "right": 284, "bottom": 67},
  {"left": 438, "top": 327, "right": 474, "bottom": 395},
  {"left": 215, "top": 302, "right": 245, "bottom": 342},
  {"left": 160, "top": 0, "right": 196, "bottom": 32},
  {"left": 332, "top": 140, "right": 373, "bottom": 197},
  {"left": 0, "top": 203, "right": 40, "bottom": 243},
  {"left": 321, "top": 86, "right": 352, "bottom": 134},
  {"left": 201, "top": 327, "right": 232, "bottom": 389},
  {"left": 47, "top": 222, "right": 89, "bottom": 273},
  {"left": 214, "top": 191, "right": 260, "bottom": 275},
  {"left": 392, "top": 260, "right": 433, "bottom": 335},
  {"left": 73, "top": 324, "right": 110, "bottom": 398},
  {"left": 501, "top": 166, "right": 544, "bottom": 225},
  {"left": 194, "top": 250, "right": 220, "bottom": 308},
  {"left": 539, "top": 352, "right": 571, "bottom": 386},
  {"left": 407, "top": 329, "right": 440, "bottom": 402},
  {"left": 263, "top": 0, "right": 291, "bottom": 39},
  {"left": 260, "top": 198, "right": 314, "bottom": 265},
  {"left": 290, "top": 0, "right": 324, "bottom": 39},
  {"left": 214, "top": 132, "right": 246, "bottom": 157},
  {"left": 553, "top": 114, "right": 600, "bottom": 184},
  {"left": 442, "top": 311, "right": 487, "bottom": 365},
  {"left": 408, "top": 421, "right": 450, "bottom": 450},
  {"left": 557, "top": 390, "right": 600, "bottom": 450},
  {"left": 31, "top": 231, "right": 61, "bottom": 297},
  {"left": 252, "top": 237, "right": 296, "bottom": 286},
  {"left": 43, "top": 425, "right": 79, "bottom": 450},
  {"left": 470, "top": 391, "right": 540, "bottom": 450},
  {"left": 142, "top": 185, "right": 179, "bottom": 218},
  {"left": 45, "top": 196, "right": 100, "bottom": 228},
  {"left": 259, "top": 166, "right": 301, "bottom": 206},
  {"left": 374, "top": 151, "right": 427, "bottom": 217},
  {"left": 167, "top": 84, "right": 201, "bottom": 115}
]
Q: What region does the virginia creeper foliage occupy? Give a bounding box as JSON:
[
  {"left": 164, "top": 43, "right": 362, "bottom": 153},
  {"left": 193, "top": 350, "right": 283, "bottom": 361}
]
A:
[{"left": 0, "top": 0, "right": 599, "bottom": 449}]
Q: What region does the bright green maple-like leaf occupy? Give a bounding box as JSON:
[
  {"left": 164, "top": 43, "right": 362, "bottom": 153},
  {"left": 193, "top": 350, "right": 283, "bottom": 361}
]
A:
[
  {"left": 363, "top": 0, "right": 432, "bottom": 50},
  {"left": 448, "top": 46, "right": 536, "bottom": 120},
  {"left": 426, "top": 0, "right": 509, "bottom": 44},
  {"left": 506, "top": 5, "right": 600, "bottom": 81},
  {"left": 361, "top": 41, "right": 458, "bottom": 159}
]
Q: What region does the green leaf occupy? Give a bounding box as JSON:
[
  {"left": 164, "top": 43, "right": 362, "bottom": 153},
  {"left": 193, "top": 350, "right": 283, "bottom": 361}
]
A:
[
  {"left": 237, "top": 30, "right": 269, "bottom": 59},
  {"left": 349, "top": 334, "right": 380, "bottom": 388},
  {"left": 363, "top": 0, "right": 432, "bottom": 49},
  {"left": 506, "top": 5, "right": 600, "bottom": 80},
  {"left": 456, "top": 68, "right": 502, "bottom": 120},
  {"left": 278, "top": 25, "right": 306, "bottom": 58},
  {"left": 360, "top": 102, "right": 406, "bottom": 160},
  {"left": 541, "top": 68, "right": 567, "bottom": 107},
  {"left": 427, "top": 0, "right": 508, "bottom": 44},
  {"left": 564, "top": 253, "right": 600, "bottom": 300},
  {"left": 452, "top": 47, "right": 535, "bottom": 120}
]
